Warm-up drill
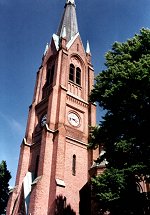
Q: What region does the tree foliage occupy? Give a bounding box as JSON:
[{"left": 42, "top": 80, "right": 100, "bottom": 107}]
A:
[
  {"left": 90, "top": 28, "right": 150, "bottom": 214},
  {"left": 0, "top": 160, "right": 11, "bottom": 214}
]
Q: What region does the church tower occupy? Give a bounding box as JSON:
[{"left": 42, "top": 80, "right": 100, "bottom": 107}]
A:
[{"left": 7, "top": 0, "right": 97, "bottom": 214}]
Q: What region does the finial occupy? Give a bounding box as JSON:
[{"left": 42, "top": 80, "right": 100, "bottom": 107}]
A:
[
  {"left": 44, "top": 43, "right": 49, "bottom": 55},
  {"left": 61, "top": 25, "right": 67, "bottom": 38},
  {"left": 86, "top": 40, "right": 91, "bottom": 55},
  {"left": 66, "top": 0, "right": 75, "bottom": 4}
]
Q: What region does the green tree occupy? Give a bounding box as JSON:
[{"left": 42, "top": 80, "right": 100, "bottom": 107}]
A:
[
  {"left": 90, "top": 28, "right": 150, "bottom": 215},
  {"left": 0, "top": 160, "right": 11, "bottom": 214}
]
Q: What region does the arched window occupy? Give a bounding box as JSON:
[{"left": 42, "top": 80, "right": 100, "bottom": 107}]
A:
[
  {"left": 72, "top": 154, "right": 76, "bottom": 176},
  {"left": 69, "top": 64, "right": 81, "bottom": 86},
  {"left": 69, "top": 64, "right": 75, "bottom": 82},
  {"left": 76, "top": 67, "right": 81, "bottom": 85}
]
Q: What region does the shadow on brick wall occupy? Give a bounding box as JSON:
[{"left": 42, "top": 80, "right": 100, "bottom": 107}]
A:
[{"left": 55, "top": 195, "right": 76, "bottom": 215}]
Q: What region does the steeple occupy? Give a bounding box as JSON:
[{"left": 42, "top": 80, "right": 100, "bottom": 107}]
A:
[
  {"left": 57, "top": 0, "right": 78, "bottom": 43},
  {"left": 6, "top": 1, "right": 96, "bottom": 214}
]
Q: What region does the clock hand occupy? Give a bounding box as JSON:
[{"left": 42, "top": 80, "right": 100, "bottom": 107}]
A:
[{"left": 73, "top": 118, "right": 78, "bottom": 123}]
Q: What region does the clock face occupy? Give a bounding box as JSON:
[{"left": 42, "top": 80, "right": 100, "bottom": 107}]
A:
[
  {"left": 40, "top": 114, "right": 47, "bottom": 127},
  {"left": 68, "top": 112, "right": 80, "bottom": 127}
]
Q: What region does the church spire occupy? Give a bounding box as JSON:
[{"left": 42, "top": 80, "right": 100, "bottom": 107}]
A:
[{"left": 57, "top": 0, "right": 78, "bottom": 43}]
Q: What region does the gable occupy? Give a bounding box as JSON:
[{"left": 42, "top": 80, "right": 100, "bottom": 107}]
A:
[{"left": 67, "top": 33, "right": 87, "bottom": 62}]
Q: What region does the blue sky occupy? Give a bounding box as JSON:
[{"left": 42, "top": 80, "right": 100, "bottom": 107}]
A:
[{"left": 0, "top": 0, "right": 150, "bottom": 186}]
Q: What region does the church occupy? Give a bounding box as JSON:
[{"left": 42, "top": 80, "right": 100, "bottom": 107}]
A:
[{"left": 6, "top": 0, "right": 99, "bottom": 214}]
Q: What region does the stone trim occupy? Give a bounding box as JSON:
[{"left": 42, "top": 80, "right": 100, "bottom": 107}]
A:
[
  {"left": 45, "top": 124, "right": 59, "bottom": 133},
  {"left": 56, "top": 179, "right": 65, "bottom": 188},
  {"left": 60, "top": 85, "right": 68, "bottom": 91},
  {"left": 9, "top": 186, "right": 17, "bottom": 194},
  {"left": 31, "top": 176, "right": 42, "bottom": 186},
  {"left": 66, "top": 33, "right": 79, "bottom": 49},
  {"left": 66, "top": 135, "right": 88, "bottom": 146},
  {"left": 22, "top": 138, "right": 32, "bottom": 147},
  {"left": 67, "top": 91, "right": 88, "bottom": 106}
]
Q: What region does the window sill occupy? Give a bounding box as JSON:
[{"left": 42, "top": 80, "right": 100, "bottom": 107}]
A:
[{"left": 68, "top": 80, "right": 82, "bottom": 89}]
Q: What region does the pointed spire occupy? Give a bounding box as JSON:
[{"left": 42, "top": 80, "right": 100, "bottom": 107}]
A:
[
  {"left": 57, "top": 0, "right": 78, "bottom": 43},
  {"left": 86, "top": 40, "right": 91, "bottom": 55}
]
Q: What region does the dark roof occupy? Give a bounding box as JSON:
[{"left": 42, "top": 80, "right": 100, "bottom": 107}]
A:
[{"left": 57, "top": 0, "right": 78, "bottom": 43}]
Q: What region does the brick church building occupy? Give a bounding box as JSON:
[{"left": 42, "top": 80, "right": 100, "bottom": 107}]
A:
[{"left": 6, "top": 0, "right": 99, "bottom": 214}]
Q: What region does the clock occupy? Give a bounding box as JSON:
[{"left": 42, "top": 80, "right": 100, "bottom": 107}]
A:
[
  {"left": 40, "top": 114, "right": 47, "bottom": 127},
  {"left": 68, "top": 112, "right": 80, "bottom": 127}
]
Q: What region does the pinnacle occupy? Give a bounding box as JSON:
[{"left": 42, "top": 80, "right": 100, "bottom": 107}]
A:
[
  {"left": 44, "top": 43, "right": 49, "bottom": 55},
  {"left": 86, "top": 40, "right": 91, "bottom": 55}
]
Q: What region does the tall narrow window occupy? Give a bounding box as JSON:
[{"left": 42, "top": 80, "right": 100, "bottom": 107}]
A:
[
  {"left": 46, "top": 69, "right": 51, "bottom": 85},
  {"left": 72, "top": 154, "right": 76, "bottom": 176},
  {"left": 69, "top": 64, "right": 75, "bottom": 82},
  {"left": 46, "top": 65, "right": 55, "bottom": 86},
  {"left": 50, "top": 65, "right": 55, "bottom": 84},
  {"left": 76, "top": 67, "right": 81, "bottom": 85},
  {"left": 34, "top": 155, "right": 39, "bottom": 179}
]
